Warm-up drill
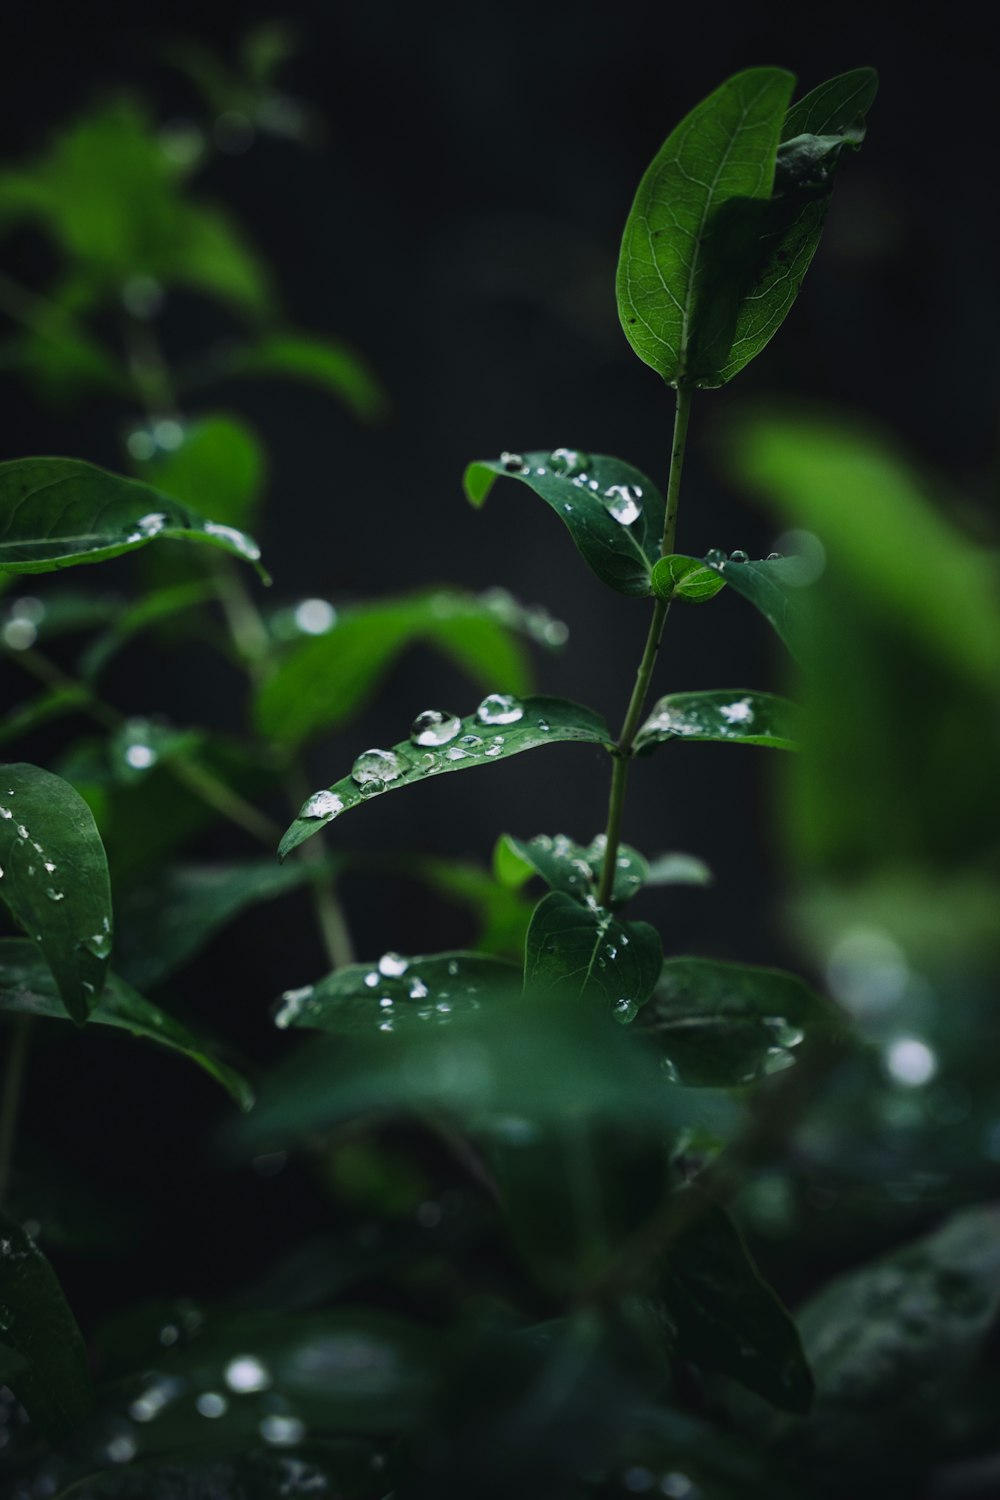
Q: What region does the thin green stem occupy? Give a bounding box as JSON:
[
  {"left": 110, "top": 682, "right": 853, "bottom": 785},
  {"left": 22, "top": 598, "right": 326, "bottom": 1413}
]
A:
[
  {"left": 595, "top": 387, "right": 693, "bottom": 905},
  {"left": 0, "top": 1016, "right": 32, "bottom": 1210}
]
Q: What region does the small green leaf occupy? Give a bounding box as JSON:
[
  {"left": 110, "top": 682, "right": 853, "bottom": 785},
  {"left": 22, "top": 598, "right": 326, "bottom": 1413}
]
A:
[
  {"left": 279, "top": 696, "right": 612, "bottom": 858},
  {"left": 635, "top": 690, "right": 799, "bottom": 752},
  {"left": 255, "top": 589, "right": 540, "bottom": 748},
  {"left": 138, "top": 415, "right": 266, "bottom": 530},
  {"left": 651, "top": 554, "right": 727, "bottom": 603},
  {"left": 0, "top": 763, "right": 113, "bottom": 1023},
  {"left": 226, "top": 333, "right": 388, "bottom": 423},
  {"left": 617, "top": 68, "right": 795, "bottom": 388},
  {"left": 634, "top": 956, "right": 836, "bottom": 1087},
  {"left": 501, "top": 832, "right": 648, "bottom": 908},
  {"left": 710, "top": 553, "right": 815, "bottom": 659},
  {"left": 272, "top": 951, "right": 520, "bottom": 1035},
  {"left": 0, "top": 458, "right": 265, "bottom": 577},
  {"left": 0, "top": 938, "right": 253, "bottom": 1108},
  {"left": 524, "top": 891, "right": 662, "bottom": 1016},
  {"left": 464, "top": 450, "right": 664, "bottom": 597},
  {"left": 645, "top": 852, "right": 713, "bottom": 887},
  {"left": 657, "top": 1189, "right": 814, "bottom": 1413},
  {"left": 116, "top": 858, "right": 340, "bottom": 990},
  {"left": 0, "top": 1209, "right": 93, "bottom": 1439}
]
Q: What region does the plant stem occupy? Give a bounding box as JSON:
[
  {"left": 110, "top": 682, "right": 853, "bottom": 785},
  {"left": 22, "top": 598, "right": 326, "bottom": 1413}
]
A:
[
  {"left": 595, "top": 386, "right": 693, "bottom": 904},
  {"left": 0, "top": 1017, "right": 32, "bottom": 1210}
]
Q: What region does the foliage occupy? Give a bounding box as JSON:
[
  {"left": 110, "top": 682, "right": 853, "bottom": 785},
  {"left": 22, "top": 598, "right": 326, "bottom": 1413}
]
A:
[{"left": 2, "top": 46, "right": 999, "bottom": 1500}]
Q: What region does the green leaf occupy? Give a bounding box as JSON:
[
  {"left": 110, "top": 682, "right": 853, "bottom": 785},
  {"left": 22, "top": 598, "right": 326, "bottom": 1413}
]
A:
[
  {"left": 712, "top": 68, "right": 878, "bottom": 385},
  {"left": 657, "top": 1189, "right": 814, "bottom": 1413},
  {"left": 617, "top": 68, "right": 795, "bottom": 388},
  {"left": 116, "top": 858, "right": 339, "bottom": 990},
  {"left": 0, "top": 688, "right": 89, "bottom": 746},
  {"left": 0, "top": 322, "right": 126, "bottom": 405},
  {"left": 635, "top": 690, "right": 799, "bottom": 752},
  {"left": 464, "top": 450, "right": 665, "bottom": 596},
  {"left": 651, "top": 554, "right": 727, "bottom": 603},
  {"left": 0, "top": 458, "right": 265, "bottom": 577},
  {"left": 645, "top": 851, "right": 713, "bottom": 887},
  {"left": 633, "top": 956, "right": 836, "bottom": 1087},
  {"left": 138, "top": 415, "right": 266, "bottom": 530},
  {"left": 406, "top": 854, "right": 535, "bottom": 960},
  {"left": 524, "top": 891, "right": 662, "bottom": 1016},
  {"left": 255, "top": 589, "right": 540, "bottom": 747},
  {"left": 279, "top": 696, "right": 612, "bottom": 858},
  {"left": 709, "top": 552, "right": 815, "bottom": 659},
  {"left": 730, "top": 412, "right": 1000, "bottom": 690},
  {"left": 108, "top": 719, "right": 204, "bottom": 785},
  {"left": 50, "top": 1443, "right": 380, "bottom": 1500},
  {"left": 272, "top": 950, "right": 520, "bottom": 1035},
  {"left": 0, "top": 1209, "right": 93, "bottom": 1439},
  {"left": 0, "top": 938, "right": 253, "bottom": 1108},
  {"left": 226, "top": 333, "right": 388, "bottom": 423},
  {"left": 500, "top": 831, "right": 648, "bottom": 908},
  {"left": 0, "top": 763, "right": 113, "bottom": 1023}
]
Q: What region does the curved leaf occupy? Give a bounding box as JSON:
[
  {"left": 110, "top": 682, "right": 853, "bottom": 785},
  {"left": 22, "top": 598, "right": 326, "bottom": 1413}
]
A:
[
  {"left": 524, "top": 890, "right": 662, "bottom": 1017},
  {"left": 635, "top": 690, "right": 799, "bottom": 752},
  {"left": 617, "top": 68, "right": 794, "bottom": 387},
  {"left": 227, "top": 332, "right": 388, "bottom": 423},
  {"left": 499, "top": 832, "right": 648, "bottom": 908},
  {"left": 0, "top": 938, "right": 253, "bottom": 1107},
  {"left": 651, "top": 554, "right": 726, "bottom": 603},
  {"left": 708, "top": 552, "right": 815, "bottom": 659},
  {"left": 0, "top": 457, "right": 264, "bottom": 576},
  {"left": 279, "top": 696, "right": 612, "bottom": 859},
  {"left": 464, "top": 450, "right": 664, "bottom": 596},
  {"left": 273, "top": 950, "right": 520, "bottom": 1035},
  {"left": 0, "top": 1210, "right": 92, "bottom": 1440},
  {"left": 633, "top": 956, "right": 837, "bottom": 1087},
  {"left": 139, "top": 415, "right": 266, "bottom": 529},
  {"left": 0, "top": 763, "right": 112, "bottom": 1023}
]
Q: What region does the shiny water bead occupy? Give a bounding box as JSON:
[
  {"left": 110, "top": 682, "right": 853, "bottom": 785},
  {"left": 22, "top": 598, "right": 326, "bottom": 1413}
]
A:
[
  {"left": 300, "top": 789, "right": 344, "bottom": 820},
  {"left": 548, "top": 447, "right": 591, "bottom": 476},
  {"left": 351, "top": 748, "right": 406, "bottom": 786},
  {"left": 601, "top": 484, "right": 643, "bottom": 525},
  {"left": 378, "top": 951, "right": 408, "bottom": 977},
  {"left": 410, "top": 709, "right": 461, "bottom": 747},
  {"left": 729, "top": 549, "right": 749, "bottom": 563},
  {"left": 476, "top": 693, "right": 524, "bottom": 726},
  {"left": 705, "top": 548, "right": 727, "bottom": 567},
  {"left": 500, "top": 451, "right": 526, "bottom": 472}
]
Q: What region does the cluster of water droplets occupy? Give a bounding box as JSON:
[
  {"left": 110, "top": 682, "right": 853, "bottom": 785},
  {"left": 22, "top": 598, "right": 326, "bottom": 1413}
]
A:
[
  {"left": 499, "top": 448, "right": 644, "bottom": 528},
  {"left": 640, "top": 695, "right": 756, "bottom": 740},
  {"left": 478, "top": 586, "right": 569, "bottom": 648}
]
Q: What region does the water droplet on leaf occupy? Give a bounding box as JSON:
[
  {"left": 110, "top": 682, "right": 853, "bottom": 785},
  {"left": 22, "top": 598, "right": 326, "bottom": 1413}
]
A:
[
  {"left": 352, "top": 748, "right": 406, "bottom": 786},
  {"left": 476, "top": 693, "right": 523, "bottom": 725},
  {"left": 602, "top": 484, "right": 642, "bottom": 525},
  {"left": 410, "top": 709, "right": 461, "bottom": 747}
]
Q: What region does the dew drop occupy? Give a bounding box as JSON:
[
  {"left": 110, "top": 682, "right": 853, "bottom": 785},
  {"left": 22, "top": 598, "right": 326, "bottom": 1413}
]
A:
[
  {"left": 601, "top": 483, "right": 643, "bottom": 525},
  {"left": 300, "top": 789, "right": 344, "bottom": 820},
  {"left": 409, "top": 978, "right": 429, "bottom": 999},
  {"left": 352, "top": 748, "right": 406, "bottom": 786},
  {"left": 410, "top": 709, "right": 461, "bottom": 747},
  {"left": 125, "top": 742, "right": 157, "bottom": 770},
  {"left": 135, "top": 511, "right": 167, "bottom": 538},
  {"left": 705, "top": 548, "right": 727, "bottom": 567},
  {"left": 294, "top": 598, "right": 336, "bottom": 635},
  {"left": 500, "top": 451, "right": 526, "bottom": 473},
  {"left": 476, "top": 693, "right": 523, "bottom": 725},
  {"left": 729, "top": 549, "right": 749, "bottom": 563},
  {"left": 548, "top": 447, "right": 591, "bottom": 476},
  {"left": 196, "top": 1391, "right": 228, "bottom": 1418},
  {"left": 224, "top": 1354, "right": 271, "bottom": 1393},
  {"left": 274, "top": 985, "right": 314, "bottom": 1028},
  {"left": 719, "top": 698, "right": 754, "bottom": 726},
  {"left": 378, "top": 951, "right": 408, "bottom": 977}
]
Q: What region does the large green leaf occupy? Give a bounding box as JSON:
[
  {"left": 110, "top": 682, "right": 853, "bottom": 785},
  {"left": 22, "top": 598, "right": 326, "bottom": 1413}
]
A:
[
  {"left": 633, "top": 957, "right": 836, "bottom": 1087},
  {"left": 616, "top": 68, "right": 794, "bottom": 387},
  {"left": 279, "top": 696, "right": 612, "bottom": 858},
  {"left": 713, "top": 68, "right": 878, "bottom": 385},
  {"left": 707, "top": 552, "right": 815, "bottom": 659},
  {"left": 138, "top": 415, "right": 266, "bottom": 530},
  {"left": 634, "top": 690, "right": 799, "bottom": 752},
  {"left": 497, "top": 831, "right": 649, "bottom": 908},
  {"left": 225, "top": 333, "right": 388, "bottom": 423},
  {"left": 0, "top": 763, "right": 112, "bottom": 1023},
  {"left": 0, "top": 938, "right": 252, "bottom": 1107},
  {"left": 116, "top": 858, "right": 340, "bottom": 990},
  {"left": 657, "top": 1189, "right": 814, "bottom": 1413},
  {"left": 0, "top": 1210, "right": 92, "bottom": 1440},
  {"left": 0, "top": 458, "right": 264, "bottom": 576},
  {"left": 272, "top": 950, "right": 520, "bottom": 1035},
  {"left": 464, "top": 450, "right": 665, "bottom": 596},
  {"left": 256, "top": 589, "right": 543, "bottom": 747},
  {"left": 523, "top": 890, "right": 663, "bottom": 1016}
]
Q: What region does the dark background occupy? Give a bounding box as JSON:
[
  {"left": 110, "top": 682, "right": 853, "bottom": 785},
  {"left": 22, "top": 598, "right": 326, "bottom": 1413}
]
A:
[{"left": 2, "top": 1, "right": 998, "bottom": 1308}]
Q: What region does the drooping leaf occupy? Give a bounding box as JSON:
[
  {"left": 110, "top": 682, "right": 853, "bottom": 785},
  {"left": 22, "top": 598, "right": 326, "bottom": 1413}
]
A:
[
  {"left": 138, "top": 415, "right": 266, "bottom": 530},
  {"left": 712, "top": 68, "right": 878, "bottom": 385},
  {"left": 651, "top": 554, "right": 727, "bottom": 603},
  {"left": 0, "top": 1210, "right": 93, "bottom": 1440},
  {"left": 116, "top": 858, "right": 340, "bottom": 990},
  {"left": 0, "top": 763, "right": 113, "bottom": 1023},
  {"left": 464, "top": 450, "right": 665, "bottom": 596},
  {"left": 657, "top": 1189, "right": 814, "bottom": 1413},
  {"left": 634, "top": 690, "right": 799, "bottom": 752},
  {"left": 616, "top": 68, "right": 794, "bottom": 387},
  {"left": 272, "top": 950, "right": 520, "bottom": 1035},
  {"left": 498, "top": 832, "right": 648, "bottom": 908},
  {"left": 0, "top": 458, "right": 265, "bottom": 576},
  {"left": 225, "top": 333, "right": 388, "bottom": 423},
  {"left": 255, "top": 589, "right": 540, "bottom": 747},
  {"left": 708, "top": 552, "right": 816, "bottom": 659},
  {"left": 523, "top": 890, "right": 663, "bottom": 1016},
  {"left": 0, "top": 939, "right": 253, "bottom": 1108},
  {"left": 279, "top": 696, "right": 612, "bottom": 858},
  {"left": 633, "top": 956, "right": 837, "bottom": 1087}
]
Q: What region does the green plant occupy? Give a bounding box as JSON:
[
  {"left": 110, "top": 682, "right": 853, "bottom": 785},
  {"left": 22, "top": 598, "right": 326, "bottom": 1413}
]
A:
[{"left": 3, "top": 57, "right": 1000, "bottom": 1500}]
